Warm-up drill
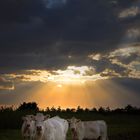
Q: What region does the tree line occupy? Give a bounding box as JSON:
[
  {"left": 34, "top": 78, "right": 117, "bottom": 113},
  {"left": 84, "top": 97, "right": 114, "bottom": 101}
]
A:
[{"left": 1, "top": 102, "right": 140, "bottom": 115}]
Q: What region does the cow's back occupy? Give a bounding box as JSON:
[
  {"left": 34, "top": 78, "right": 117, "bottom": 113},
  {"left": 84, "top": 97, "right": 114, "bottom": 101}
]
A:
[
  {"left": 82, "top": 120, "right": 107, "bottom": 139},
  {"left": 47, "top": 118, "right": 65, "bottom": 140},
  {"left": 83, "top": 121, "right": 100, "bottom": 139},
  {"left": 52, "top": 116, "right": 68, "bottom": 137}
]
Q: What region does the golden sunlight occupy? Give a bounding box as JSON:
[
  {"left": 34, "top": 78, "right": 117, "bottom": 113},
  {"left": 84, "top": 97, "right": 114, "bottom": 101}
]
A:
[
  {"left": 48, "top": 66, "right": 106, "bottom": 85},
  {"left": 4, "top": 66, "right": 108, "bottom": 87},
  {"left": 22, "top": 79, "right": 140, "bottom": 109}
]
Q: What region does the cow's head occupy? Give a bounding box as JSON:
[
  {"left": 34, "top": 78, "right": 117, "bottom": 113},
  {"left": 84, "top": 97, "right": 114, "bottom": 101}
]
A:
[
  {"left": 33, "top": 113, "right": 50, "bottom": 136},
  {"left": 67, "top": 117, "right": 81, "bottom": 132},
  {"left": 22, "top": 115, "right": 34, "bottom": 133}
]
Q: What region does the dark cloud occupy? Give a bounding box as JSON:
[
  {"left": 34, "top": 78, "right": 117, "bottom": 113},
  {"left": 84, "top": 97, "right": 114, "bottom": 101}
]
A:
[
  {"left": 45, "top": 0, "right": 67, "bottom": 9},
  {"left": 0, "top": 0, "right": 139, "bottom": 79},
  {"left": 0, "top": 0, "right": 44, "bottom": 23},
  {"left": 0, "top": 77, "right": 14, "bottom": 90},
  {"left": 90, "top": 57, "right": 127, "bottom": 74},
  {"left": 0, "top": 0, "right": 124, "bottom": 55},
  {"left": 113, "top": 53, "right": 139, "bottom": 65}
]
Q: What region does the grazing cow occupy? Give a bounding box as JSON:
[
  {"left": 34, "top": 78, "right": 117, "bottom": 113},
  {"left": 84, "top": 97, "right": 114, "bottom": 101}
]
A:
[
  {"left": 33, "top": 113, "right": 67, "bottom": 140},
  {"left": 21, "top": 115, "right": 35, "bottom": 140},
  {"left": 68, "top": 117, "right": 108, "bottom": 140}
]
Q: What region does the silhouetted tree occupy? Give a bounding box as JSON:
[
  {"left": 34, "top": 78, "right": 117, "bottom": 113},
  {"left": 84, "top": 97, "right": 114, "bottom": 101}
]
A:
[
  {"left": 84, "top": 108, "right": 90, "bottom": 113},
  {"left": 17, "top": 102, "right": 39, "bottom": 111},
  {"left": 76, "top": 106, "right": 84, "bottom": 113},
  {"left": 50, "top": 106, "right": 57, "bottom": 113},
  {"left": 98, "top": 107, "right": 106, "bottom": 114},
  {"left": 57, "top": 106, "right": 61, "bottom": 113},
  {"left": 66, "top": 108, "right": 71, "bottom": 113},
  {"left": 113, "top": 108, "right": 124, "bottom": 113},
  {"left": 46, "top": 107, "right": 50, "bottom": 112},
  {"left": 124, "top": 104, "right": 138, "bottom": 114},
  {"left": 91, "top": 107, "right": 97, "bottom": 113},
  {"left": 106, "top": 107, "right": 111, "bottom": 113}
]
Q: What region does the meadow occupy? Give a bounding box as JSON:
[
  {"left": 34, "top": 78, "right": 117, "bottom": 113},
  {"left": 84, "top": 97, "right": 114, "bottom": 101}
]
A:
[{"left": 0, "top": 103, "right": 140, "bottom": 140}]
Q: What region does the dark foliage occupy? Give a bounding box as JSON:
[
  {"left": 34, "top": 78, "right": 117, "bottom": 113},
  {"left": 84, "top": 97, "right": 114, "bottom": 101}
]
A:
[{"left": 17, "top": 102, "right": 39, "bottom": 111}]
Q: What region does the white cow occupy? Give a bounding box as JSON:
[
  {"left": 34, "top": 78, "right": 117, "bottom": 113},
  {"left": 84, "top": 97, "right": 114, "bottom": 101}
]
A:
[
  {"left": 33, "top": 113, "right": 68, "bottom": 140},
  {"left": 51, "top": 116, "right": 69, "bottom": 139},
  {"left": 21, "top": 115, "right": 35, "bottom": 140},
  {"left": 68, "top": 117, "right": 108, "bottom": 140}
]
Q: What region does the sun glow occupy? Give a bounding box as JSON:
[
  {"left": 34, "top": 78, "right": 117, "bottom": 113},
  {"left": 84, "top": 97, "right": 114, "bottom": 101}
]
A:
[
  {"left": 6, "top": 66, "right": 106, "bottom": 85},
  {"left": 48, "top": 66, "right": 106, "bottom": 85},
  {"left": 57, "top": 84, "right": 63, "bottom": 88},
  {"left": 20, "top": 78, "right": 140, "bottom": 109},
  {"left": 1, "top": 66, "right": 140, "bottom": 109}
]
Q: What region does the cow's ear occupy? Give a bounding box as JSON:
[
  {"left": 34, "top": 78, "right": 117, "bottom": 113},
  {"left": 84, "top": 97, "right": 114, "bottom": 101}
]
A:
[
  {"left": 46, "top": 114, "right": 50, "bottom": 118},
  {"left": 30, "top": 115, "right": 35, "bottom": 120},
  {"left": 76, "top": 119, "right": 81, "bottom": 123},
  {"left": 44, "top": 114, "right": 50, "bottom": 120},
  {"left": 67, "top": 119, "right": 71, "bottom": 123}
]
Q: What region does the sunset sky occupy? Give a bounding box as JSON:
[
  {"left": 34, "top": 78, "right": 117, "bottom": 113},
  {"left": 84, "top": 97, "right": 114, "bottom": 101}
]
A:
[{"left": 0, "top": 0, "right": 140, "bottom": 109}]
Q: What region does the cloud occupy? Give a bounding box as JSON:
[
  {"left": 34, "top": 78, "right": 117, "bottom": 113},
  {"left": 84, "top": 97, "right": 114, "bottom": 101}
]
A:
[
  {"left": 0, "top": 44, "right": 139, "bottom": 90},
  {"left": 109, "top": 45, "right": 140, "bottom": 59},
  {"left": 0, "top": 0, "right": 140, "bottom": 109},
  {"left": 0, "top": 0, "right": 45, "bottom": 23},
  {"left": 100, "top": 69, "right": 122, "bottom": 78},
  {"left": 118, "top": 6, "right": 140, "bottom": 19},
  {"left": 87, "top": 44, "right": 140, "bottom": 79},
  {"left": 122, "top": 28, "right": 140, "bottom": 43},
  {"left": 0, "top": 0, "right": 140, "bottom": 83},
  {"left": 0, "top": 77, "right": 14, "bottom": 90},
  {"left": 1, "top": 66, "right": 106, "bottom": 89},
  {"left": 88, "top": 53, "right": 102, "bottom": 61},
  {"left": 4, "top": 70, "right": 51, "bottom": 83},
  {"left": 107, "top": 46, "right": 140, "bottom": 78},
  {"left": 0, "top": 0, "right": 129, "bottom": 75},
  {"left": 43, "top": 0, "right": 67, "bottom": 9}
]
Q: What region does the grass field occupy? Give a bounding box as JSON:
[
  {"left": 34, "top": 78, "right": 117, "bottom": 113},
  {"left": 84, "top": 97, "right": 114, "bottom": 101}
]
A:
[
  {"left": 0, "top": 114, "right": 140, "bottom": 140},
  {"left": 0, "top": 126, "right": 140, "bottom": 140}
]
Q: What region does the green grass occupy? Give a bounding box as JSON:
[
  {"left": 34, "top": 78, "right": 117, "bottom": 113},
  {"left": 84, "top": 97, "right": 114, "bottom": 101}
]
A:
[
  {"left": 0, "top": 130, "right": 21, "bottom": 140},
  {"left": 0, "top": 124, "right": 140, "bottom": 140},
  {"left": 0, "top": 114, "right": 140, "bottom": 140},
  {"left": 108, "top": 124, "right": 140, "bottom": 135}
]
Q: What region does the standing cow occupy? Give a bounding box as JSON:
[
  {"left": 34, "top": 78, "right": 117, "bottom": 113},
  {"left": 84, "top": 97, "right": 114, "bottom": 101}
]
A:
[
  {"left": 33, "top": 113, "right": 68, "bottom": 140},
  {"left": 68, "top": 117, "right": 108, "bottom": 140},
  {"left": 21, "top": 115, "right": 35, "bottom": 140},
  {"left": 51, "top": 116, "right": 69, "bottom": 140}
]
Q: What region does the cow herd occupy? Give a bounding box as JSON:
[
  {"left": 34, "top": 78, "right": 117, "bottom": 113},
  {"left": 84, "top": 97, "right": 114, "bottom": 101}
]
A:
[{"left": 21, "top": 113, "right": 108, "bottom": 140}]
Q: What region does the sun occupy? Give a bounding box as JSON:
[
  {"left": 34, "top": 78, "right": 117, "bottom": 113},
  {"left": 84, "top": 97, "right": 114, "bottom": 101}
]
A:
[{"left": 57, "top": 84, "right": 63, "bottom": 88}]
